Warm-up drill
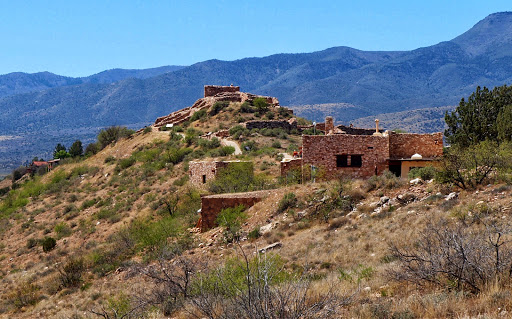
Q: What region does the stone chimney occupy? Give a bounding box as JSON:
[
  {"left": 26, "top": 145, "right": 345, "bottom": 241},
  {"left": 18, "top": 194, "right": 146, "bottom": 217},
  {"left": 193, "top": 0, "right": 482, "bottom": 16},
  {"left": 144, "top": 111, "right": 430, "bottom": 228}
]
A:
[
  {"left": 373, "top": 119, "right": 383, "bottom": 136},
  {"left": 325, "top": 116, "right": 334, "bottom": 134}
]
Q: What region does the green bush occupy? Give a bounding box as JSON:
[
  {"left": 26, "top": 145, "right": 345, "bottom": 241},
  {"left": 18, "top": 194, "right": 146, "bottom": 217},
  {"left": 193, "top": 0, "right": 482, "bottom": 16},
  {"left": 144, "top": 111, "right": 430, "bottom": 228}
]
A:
[
  {"left": 42, "top": 237, "right": 57, "bottom": 252},
  {"left": 277, "top": 193, "right": 297, "bottom": 213},
  {"left": 209, "top": 162, "right": 265, "bottom": 194},
  {"left": 190, "top": 109, "right": 207, "bottom": 121},
  {"left": 209, "top": 101, "right": 229, "bottom": 116},
  {"left": 117, "top": 157, "right": 136, "bottom": 170},
  {"left": 216, "top": 205, "right": 247, "bottom": 243},
  {"left": 58, "top": 257, "right": 85, "bottom": 288},
  {"left": 408, "top": 166, "right": 438, "bottom": 181},
  {"left": 97, "top": 126, "right": 135, "bottom": 149},
  {"left": 54, "top": 222, "right": 72, "bottom": 239}
]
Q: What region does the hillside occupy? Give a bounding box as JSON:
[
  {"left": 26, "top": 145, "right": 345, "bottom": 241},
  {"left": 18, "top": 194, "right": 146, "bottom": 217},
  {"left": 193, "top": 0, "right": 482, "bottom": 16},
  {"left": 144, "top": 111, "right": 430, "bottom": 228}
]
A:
[
  {"left": 2, "top": 13, "right": 512, "bottom": 170},
  {"left": 1, "top": 102, "right": 512, "bottom": 318}
]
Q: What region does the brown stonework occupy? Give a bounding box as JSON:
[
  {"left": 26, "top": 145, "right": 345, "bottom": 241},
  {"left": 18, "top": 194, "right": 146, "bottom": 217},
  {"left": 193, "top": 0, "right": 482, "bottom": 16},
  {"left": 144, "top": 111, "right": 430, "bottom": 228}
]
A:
[
  {"left": 302, "top": 134, "right": 390, "bottom": 179},
  {"left": 325, "top": 116, "right": 334, "bottom": 134},
  {"left": 388, "top": 131, "right": 443, "bottom": 159},
  {"left": 245, "top": 119, "right": 298, "bottom": 131},
  {"left": 204, "top": 85, "right": 240, "bottom": 97},
  {"left": 189, "top": 161, "right": 228, "bottom": 186},
  {"left": 199, "top": 191, "right": 269, "bottom": 231},
  {"left": 189, "top": 161, "right": 252, "bottom": 187},
  {"left": 280, "top": 158, "right": 302, "bottom": 177}
]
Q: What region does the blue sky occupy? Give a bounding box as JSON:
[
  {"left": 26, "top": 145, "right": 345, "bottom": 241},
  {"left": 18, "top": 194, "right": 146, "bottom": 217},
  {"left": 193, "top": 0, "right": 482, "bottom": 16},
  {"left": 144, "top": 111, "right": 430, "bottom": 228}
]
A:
[{"left": 0, "top": 1, "right": 510, "bottom": 77}]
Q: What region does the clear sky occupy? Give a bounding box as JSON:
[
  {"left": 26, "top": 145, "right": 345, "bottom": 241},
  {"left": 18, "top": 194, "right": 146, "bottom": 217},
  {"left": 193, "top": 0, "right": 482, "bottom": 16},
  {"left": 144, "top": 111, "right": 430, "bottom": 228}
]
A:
[{"left": 0, "top": 0, "right": 510, "bottom": 77}]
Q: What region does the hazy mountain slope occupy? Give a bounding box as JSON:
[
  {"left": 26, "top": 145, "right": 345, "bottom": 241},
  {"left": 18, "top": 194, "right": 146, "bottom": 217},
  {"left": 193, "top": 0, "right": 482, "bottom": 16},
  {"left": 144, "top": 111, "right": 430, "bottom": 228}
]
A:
[{"left": 0, "top": 65, "right": 185, "bottom": 99}]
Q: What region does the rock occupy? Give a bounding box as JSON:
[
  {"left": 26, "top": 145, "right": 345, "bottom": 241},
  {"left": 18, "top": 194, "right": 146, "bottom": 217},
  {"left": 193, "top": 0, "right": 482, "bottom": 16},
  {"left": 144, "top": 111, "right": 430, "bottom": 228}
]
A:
[
  {"left": 258, "top": 242, "right": 282, "bottom": 253},
  {"left": 445, "top": 192, "right": 458, "bottom": 201},
  {"left": 379, "top": 196, "right": 390, "bottom": 205},
  {"left": 410, "top": 178, "right": 422, "bottom": 185},
  {"left": 296, "top": 210, "right": 307, "bottom": 219},
  {"left": 363, "top": 286, "right": 371, "bottom": 293},
  {"left": 260, "top": 223, "right": 274, "bottom": 234}
]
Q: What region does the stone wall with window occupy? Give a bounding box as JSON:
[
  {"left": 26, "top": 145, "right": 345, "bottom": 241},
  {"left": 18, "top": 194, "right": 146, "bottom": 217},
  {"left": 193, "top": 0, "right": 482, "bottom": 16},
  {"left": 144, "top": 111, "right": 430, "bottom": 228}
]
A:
[{"left": 302, "top": 134, "right": 390, "bottom": 179}]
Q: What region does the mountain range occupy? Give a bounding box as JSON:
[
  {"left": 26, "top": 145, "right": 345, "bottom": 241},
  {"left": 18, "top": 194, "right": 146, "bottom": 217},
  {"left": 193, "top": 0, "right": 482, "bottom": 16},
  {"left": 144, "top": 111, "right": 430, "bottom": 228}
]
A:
[{"left": 1, "top": 12, "right": 512, "bottom": 173}]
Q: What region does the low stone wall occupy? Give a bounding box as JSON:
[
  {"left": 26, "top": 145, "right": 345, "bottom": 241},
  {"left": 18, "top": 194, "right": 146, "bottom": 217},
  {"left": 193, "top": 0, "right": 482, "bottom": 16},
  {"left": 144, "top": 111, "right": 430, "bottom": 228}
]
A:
[
  {"left": 337, "top": 125, "right": 382, "bottom": 136},
  {"left": 280, "top": 158, "right": 302, "bottom": 177},
  {"left": 200, "top": 191, "right": 269, "bottom": 231},
  {"left": 204, "top": 85, "right": 240, "bottom": 97},
  {"left": 245, "top": 119, "right": 297, "bottom": 131}
]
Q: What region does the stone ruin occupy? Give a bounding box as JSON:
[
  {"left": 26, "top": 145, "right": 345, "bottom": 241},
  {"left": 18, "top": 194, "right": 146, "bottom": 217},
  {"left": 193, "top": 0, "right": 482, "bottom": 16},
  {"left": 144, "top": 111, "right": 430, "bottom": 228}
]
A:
[
  {"left": 154, "top": 85, "right": 280, "bottom": 128},
  {"left": 198, "top": 190, "right": 269, "bottom": 231}
]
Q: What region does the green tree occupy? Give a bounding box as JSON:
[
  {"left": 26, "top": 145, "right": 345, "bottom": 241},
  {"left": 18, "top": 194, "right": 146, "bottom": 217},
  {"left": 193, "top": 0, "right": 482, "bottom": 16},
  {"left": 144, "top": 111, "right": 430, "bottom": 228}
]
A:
[
  {"left": 445, "top": 85, "right": 512, "bottom": 146},
  {"left": 68, "top": 140, "right": 83, "bottom": 157},
  {"left": 253, "top": 97, "right": 269, "bottom": 114},
  {"left": 97, "top": 126, "right": 135, "bottom": 150},
  {"left": 497, "top": 104, "right": 512, "bottom": 142},
  {"left": 54, "top": 150, "right": 70, "bottom": 159},
  {"left": 53, "top": 143, "right": 67, "bottom": 158}
]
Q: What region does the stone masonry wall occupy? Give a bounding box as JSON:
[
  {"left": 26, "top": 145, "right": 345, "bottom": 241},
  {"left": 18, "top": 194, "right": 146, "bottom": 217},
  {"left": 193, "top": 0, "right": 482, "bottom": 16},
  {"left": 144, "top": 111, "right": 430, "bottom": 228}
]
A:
[
  {"left": 189, "top": 161, "right": 229, "bottom": 186},
  {"left": 280, "top": 158, "right": 302, "bottom": 177},
  {"left": 200, "top": 191, "right": 268, "bottom": 231},
  {"left": 337, "top": 125, "right": 382, "bottom": 136},
  {"left": 245, "top": 119, "right": 298, "bottom": 131},
  {"left": 388, "top": 132, "right": 443, "bottom": 159},
  {"left": 204, "top": 85, "right": 240, "bottom": 97},
  {"left": 302, "top": 135, "right": 390, "bottom": 179}
]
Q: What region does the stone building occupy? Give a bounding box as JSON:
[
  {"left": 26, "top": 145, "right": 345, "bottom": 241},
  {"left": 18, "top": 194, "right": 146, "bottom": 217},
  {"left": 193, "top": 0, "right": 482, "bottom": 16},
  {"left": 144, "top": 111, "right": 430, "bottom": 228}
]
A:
[
  {"left": 189, "top": 160, "right": 252, "bottom": 186},
  {"left": 283, "top": 118, "right": 443, "bottom": 179}
]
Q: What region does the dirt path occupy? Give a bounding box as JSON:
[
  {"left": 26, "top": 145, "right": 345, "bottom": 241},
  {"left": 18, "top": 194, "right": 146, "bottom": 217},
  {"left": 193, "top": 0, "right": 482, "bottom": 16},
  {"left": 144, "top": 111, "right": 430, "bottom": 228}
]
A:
[{"left": 221, "top": 138, "right": 242, "bottom": 155}]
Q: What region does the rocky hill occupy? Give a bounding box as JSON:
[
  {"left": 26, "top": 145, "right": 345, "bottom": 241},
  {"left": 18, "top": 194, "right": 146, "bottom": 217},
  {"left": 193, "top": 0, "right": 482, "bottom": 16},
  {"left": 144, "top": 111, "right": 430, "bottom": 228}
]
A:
[{"left": 1, "top": 100, "right": 511, "bottom": 318}]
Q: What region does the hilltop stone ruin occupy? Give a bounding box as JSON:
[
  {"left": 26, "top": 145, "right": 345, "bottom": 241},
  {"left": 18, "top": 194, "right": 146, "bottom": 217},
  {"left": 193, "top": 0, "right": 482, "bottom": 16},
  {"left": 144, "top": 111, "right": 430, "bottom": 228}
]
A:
[{"left": 154, "top": 85, "right": 280, "bottom": 128}]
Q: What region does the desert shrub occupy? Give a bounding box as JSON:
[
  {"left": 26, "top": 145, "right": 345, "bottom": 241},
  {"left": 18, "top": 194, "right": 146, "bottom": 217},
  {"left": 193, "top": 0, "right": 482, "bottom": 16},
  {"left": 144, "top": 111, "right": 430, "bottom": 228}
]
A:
[
  {"left": 54, "top": 222, "right": 72, "bottom": 239},
  {"left": 240, "top": 101, "right": 255, "bottom": 113},
  {"left": 173, "top": 175, "right": 189, "bottom": 186},
  {"left": 408, "top": 166, "right": 438, "bottom": 181},
  {"left": 12, "top": 166, "right": 27, "bottom": 182},
  {"left": 248, "top": 227, "right": 261, "bottom": 240},
  {"left": 209, "top": 162, "right": 272, "bottom": 194},
  {"left": 81, "top": 198, "right": 98, "bottom": 210},
  {"left": 116, "top": 157, "right": 136, "bottom": 170},
  {"left": 42, "top": 237, "right": 57, "bottom": 252},
  {"left": 6, "top": 281, "right": 41, "bottom": 309},
  {"left": 190, "top": 109, "right": 207, "bottom": 121},
  {"left": 329, "top": 217, "right": 349, "bottom": 230},
  {"left": 437, "top": 140, "right": 512, "bottom": 189},
  {"left": 216, "top": 205, "right": 247, "bottom": 243},
  {"left": 198, "top": 137, "right": 221, "bottom": 150},
  {"left": 277, "top": 192, "right": 297, "bottom": 213},
  {"left": 229, "top": 125, "right": 249, "bottom": 139},
  {"left": 97, "top": 126, "right": 135, "bottom": 149},
  {"left": 364, "top": 170, "right": 403, "bottom": 192},
  {"left": 26, "top": 238, "right": 40, "bottom": 249},
  {"left": 143, "top": 126, "right": 152, "bottom": 134},
  {"left": 209, "top": 101, "right": 229, "bottom": 116},
  {"left": 58, "top": 257, "right": 85, "bottom": 288},
  {"left": 241, "top": 140, "right": 258, "bottom": 152},
  {"left": 390, "top": 218, "right": 512, "bottom": 293},
  {"left": 271, "top": 140, "right": 282, "bottom": 148}
]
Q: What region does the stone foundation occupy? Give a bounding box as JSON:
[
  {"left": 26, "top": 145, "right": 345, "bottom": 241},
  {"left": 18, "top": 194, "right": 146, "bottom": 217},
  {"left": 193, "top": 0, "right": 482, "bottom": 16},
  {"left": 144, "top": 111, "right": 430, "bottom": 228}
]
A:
[
  {"left": 199, "top": 191, "right": 269, "bottom": 231},
  {"left": 245, "top": 119, "right": 298, "bottom": 131}
]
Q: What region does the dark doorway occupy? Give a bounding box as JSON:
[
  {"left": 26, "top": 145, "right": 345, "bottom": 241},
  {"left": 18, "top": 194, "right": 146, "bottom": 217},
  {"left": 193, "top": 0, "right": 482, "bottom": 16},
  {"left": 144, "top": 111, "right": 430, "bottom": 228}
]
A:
[
  {"left": 202, "top": 175, "right": 207, "bottom": 184},
  {"left": 388, "top": 161, "right": 401, "bottom": 177}
]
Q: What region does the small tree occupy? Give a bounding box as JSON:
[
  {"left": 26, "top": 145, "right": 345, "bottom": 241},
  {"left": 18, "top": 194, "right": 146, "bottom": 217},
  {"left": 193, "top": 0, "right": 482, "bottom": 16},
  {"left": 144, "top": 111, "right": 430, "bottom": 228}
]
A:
[
  {"left": 53, "top": 143, "right": 67, "bottom": 158},
  {"left": 216, "top": 205, "right": 247, "bottom": 243},
  {"left": 253, "top": 97, "right": 269, "bottom": 114},
  {"left": 69, "top": 140, "right": 83, "bottom": 157}
]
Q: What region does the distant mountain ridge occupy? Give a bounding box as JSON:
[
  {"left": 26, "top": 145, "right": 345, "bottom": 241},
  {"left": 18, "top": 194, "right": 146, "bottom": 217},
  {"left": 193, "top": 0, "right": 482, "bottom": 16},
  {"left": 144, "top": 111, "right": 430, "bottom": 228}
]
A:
[
  {"left": 2, "top": 12, "right": 512, "bottom": 171},
  {"left": 0, "top": 65, "right": 185, "bottom": 99}
]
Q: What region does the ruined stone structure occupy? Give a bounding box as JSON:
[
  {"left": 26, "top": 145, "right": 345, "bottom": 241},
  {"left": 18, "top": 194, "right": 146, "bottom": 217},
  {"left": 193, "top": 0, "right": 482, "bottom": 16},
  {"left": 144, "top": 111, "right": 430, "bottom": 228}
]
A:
[
  {"left": 189, "top": 160, "right": 252, "bottom": 186},
  {"left": 199, "top": 191, "right": 269, "bottom": 231},
  {"left": 154, "top": 85, "right": 280, "bottom": 128},
  {"left": 204, "top": 85, "right": 240, "bottom": 97},
  {"left": 280, "top": 158, "right": 302, "bottom": 177},
  {"left": 245, "top": 118, "right": 298, "bottom": 131},
  {"left": 296, "top": 117, "right": 443, "bottom": 179}
]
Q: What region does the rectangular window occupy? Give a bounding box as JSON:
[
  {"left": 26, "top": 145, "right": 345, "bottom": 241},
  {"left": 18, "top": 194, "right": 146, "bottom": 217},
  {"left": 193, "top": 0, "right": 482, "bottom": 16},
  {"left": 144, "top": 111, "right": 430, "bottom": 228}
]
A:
[
  {"left": 351, "top": 155, "right": 362, "bottom": 167},
  {"left": 202, "top": 175, "right": 207, "bottom": 184},
  {"left": 336, "top": 155, "right": 348, "bottom": 167}
]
